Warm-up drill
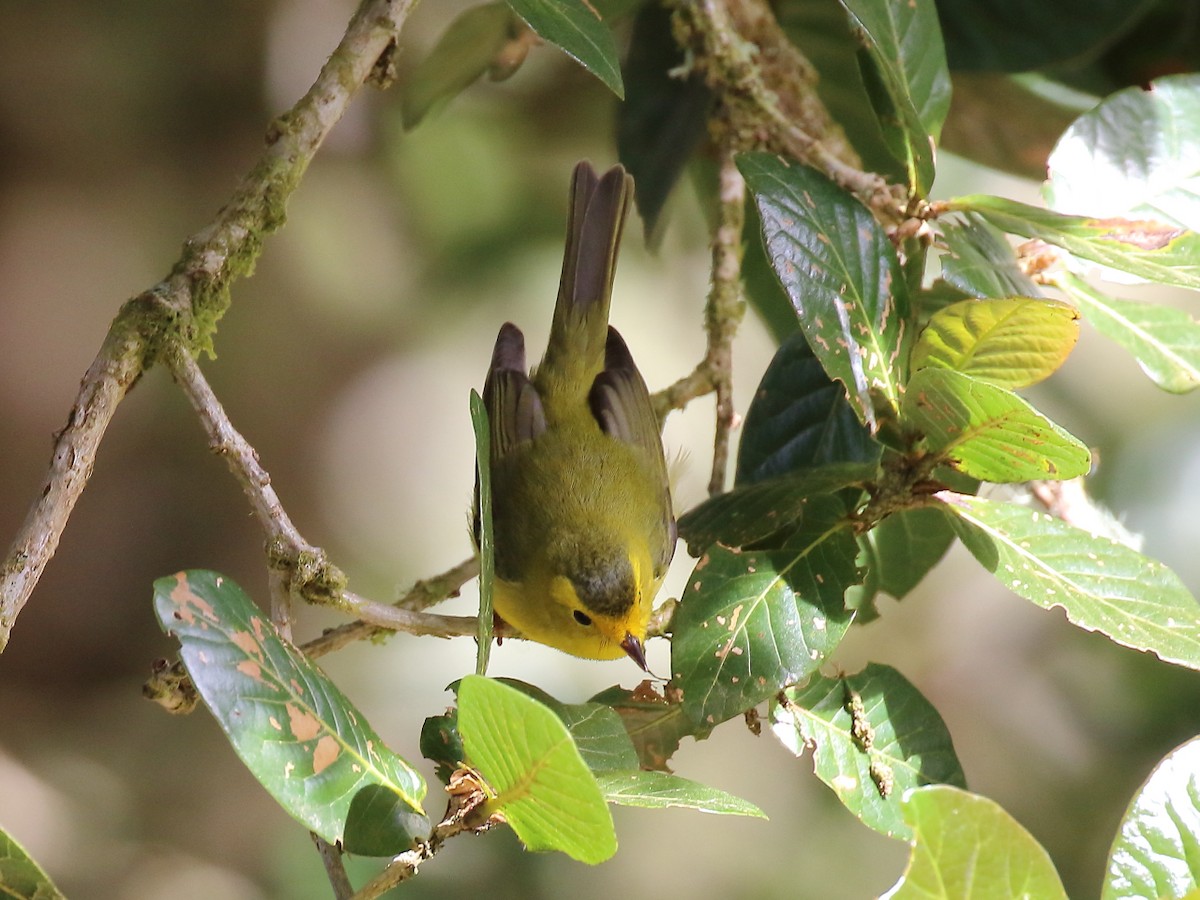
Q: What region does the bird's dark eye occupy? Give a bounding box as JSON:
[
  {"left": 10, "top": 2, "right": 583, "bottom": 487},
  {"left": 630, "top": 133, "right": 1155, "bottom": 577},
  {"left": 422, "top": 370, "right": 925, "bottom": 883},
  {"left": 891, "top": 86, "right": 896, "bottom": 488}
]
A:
[{"left": 572, "top": 610, "right": 593, "bottom": 627}]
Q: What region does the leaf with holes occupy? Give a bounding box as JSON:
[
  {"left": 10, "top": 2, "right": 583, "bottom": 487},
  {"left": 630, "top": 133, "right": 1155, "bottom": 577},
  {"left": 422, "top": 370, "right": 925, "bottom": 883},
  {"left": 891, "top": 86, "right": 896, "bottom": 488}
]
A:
[
  {"left": 840, "top": 0, "right": 950, "bottom": 195},
  {"left": 152, "top": 571, "right": 429, "bottom": 852},
  {"left": 596, "top": 771, "right": 767, "bottom": 818},
  {"left": 1047, "top": 74, "right": 1200, "bottom": 232},
  {"left": 771, "top": 663, "right": 965, "bottom": 839},
  {"left": 940, "top": 493, "right": 1200, "bottom": 671},
  {"left": 590, "top": 683, "right": 694, "bottom": 772},
  {"left": 948, "top": 195, "right": 1200, "bottom": 291},
  {"left": 676, "top": 462, "right": 875, "bottom": 556},
  {"left": 736, "top": 330, "right": 880, "bottom": 484},
  {"left": 901, "top": 368, "right": 1091, "bottom": 482},
  {"left": 506, "top": 0, "right": 623, "bottom": 98},
  {"left": 672, "top": 495, "right": 860, "bottom": 732},
  {"left": 740, "top": 152, "right": 908, "bottom": 430},
  {"left": 456, "top": 675, "right": 616, "bottom": 863},
  {"left": 911, "top": 297, "right": 1080, "bottom": 389},
  {"left": 881, "top": 786, "right": 1068, "bottom": 899},
  {"left": 1057, "top": 273, "right": 1200, "bottom": 393},
  {"left": 938, "top": 215, "right": 1042, "bottom": 301},
  {"left": 1103, "top": 735, "right": 1200, "bottom": 900},
  {"left": 0, "top": 825, "right": 65, "bottom": 900}
]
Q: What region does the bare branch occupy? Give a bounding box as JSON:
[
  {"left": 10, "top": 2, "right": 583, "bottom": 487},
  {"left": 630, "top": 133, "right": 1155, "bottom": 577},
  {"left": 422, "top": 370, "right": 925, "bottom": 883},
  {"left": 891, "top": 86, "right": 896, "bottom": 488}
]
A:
[{"left": 311, "top": 833, "right": 354, "bottom": 900}]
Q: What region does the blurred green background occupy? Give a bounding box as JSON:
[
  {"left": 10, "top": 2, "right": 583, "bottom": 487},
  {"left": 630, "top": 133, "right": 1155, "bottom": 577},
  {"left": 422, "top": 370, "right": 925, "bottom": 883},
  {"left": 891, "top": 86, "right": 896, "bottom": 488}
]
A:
[{"left": 2, "top": 2, "right": 1199, "bottom": 897}]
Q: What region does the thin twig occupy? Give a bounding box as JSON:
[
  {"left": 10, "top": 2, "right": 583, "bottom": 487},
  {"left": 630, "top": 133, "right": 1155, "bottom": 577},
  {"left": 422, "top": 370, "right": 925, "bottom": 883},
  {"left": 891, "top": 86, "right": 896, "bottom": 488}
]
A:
[
  {"left": 311, "top": 833, "right": 354, "bottom": 900},
  {"left": 0, "top": 0, "right": 419, "bottom": 652}
]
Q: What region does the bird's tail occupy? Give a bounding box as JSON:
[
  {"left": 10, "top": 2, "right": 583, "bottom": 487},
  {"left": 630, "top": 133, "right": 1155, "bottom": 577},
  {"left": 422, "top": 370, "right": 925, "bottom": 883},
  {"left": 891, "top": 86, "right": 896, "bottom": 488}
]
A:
[{"left": 540, "top": 161, "right": 633, "bottom": 396}]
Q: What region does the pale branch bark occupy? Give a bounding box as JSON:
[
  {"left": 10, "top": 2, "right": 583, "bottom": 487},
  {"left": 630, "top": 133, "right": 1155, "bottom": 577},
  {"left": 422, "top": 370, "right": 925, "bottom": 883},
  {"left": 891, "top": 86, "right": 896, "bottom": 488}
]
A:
[
  {"left": 0, "top": 0, "right": 420, "bottom": 652},
  {"left": 312, "top": 833, "right": 354, "bottom": 900}
]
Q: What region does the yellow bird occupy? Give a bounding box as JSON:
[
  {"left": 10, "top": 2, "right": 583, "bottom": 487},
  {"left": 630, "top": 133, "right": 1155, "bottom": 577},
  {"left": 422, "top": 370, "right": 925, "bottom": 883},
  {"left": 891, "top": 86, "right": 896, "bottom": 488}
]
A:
[{"left": 477, "top": 162, "right": 675, "bottom": 667}]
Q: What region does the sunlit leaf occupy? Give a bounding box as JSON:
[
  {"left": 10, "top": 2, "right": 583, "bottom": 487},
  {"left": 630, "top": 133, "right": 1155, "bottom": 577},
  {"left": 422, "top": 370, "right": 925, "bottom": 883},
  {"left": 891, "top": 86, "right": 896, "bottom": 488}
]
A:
[
  {"left": 1057, "top": 272, "right": 1200, "bottom": 393},
  {"left": 1103, "top": 735, "right": 1200, "bottom": 900},
  {"left": 840, "top": 0, "right": 950, "bottom": 194},
  {"left": 153, "top": 571, "right": 429, "bottom": 852},
  {"left": 506, "top": 0, "right": 623, "bottom": 97},
  {"left": 672, "top": 495, "right": 859, "bottom": 732},
  {"left": 471, "top": 389, "right": 494, "bottom": 674},
  {"left": 1047, "top": 74, "right": 1200, "bottom": 232},
  {"left": 456, "top": 675, "right": 616, "bottom": 863},
  {"left": 911, "top": 297, "right": 1080, "bottom": 389},
  {"left": 676, "top": 462, "right": 875, "bottom": 555},
  {"left": 941, "top": 493, "right": 1200, "bottom": 671},
  {"left": 901, "top": 368, "right": 1091, "bottom": 482},
  {"left": 948, "top": 195, "right": 1200, "bottom": 291},
  {"left": 740, "top": 152, "right": 908, "bottom": 430},
  {"left": 0, "top": 825, "right": 65, "bottom": 900},
  {"left": 596, "top": 771, "right": 767, "bottom": 818},
  {"left": 772, "top": 664, "right": 965, "bottom": 839},
  {"left": 938, "top": 214, "right": 1041, "bottom": 301},
  {"left": 881, "top": 785, "right": 1068, "bottom": 899},
  {"left": 736, "top": 331, "right": 880, "bottom": 484}
]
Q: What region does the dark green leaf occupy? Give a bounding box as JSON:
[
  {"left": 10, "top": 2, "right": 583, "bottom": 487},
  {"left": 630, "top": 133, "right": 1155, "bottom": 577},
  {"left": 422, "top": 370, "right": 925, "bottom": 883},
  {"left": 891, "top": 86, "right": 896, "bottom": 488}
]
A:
[
  {"left": 617, "top": 1, "right": 712, "bottom": 239},
  {"left": 869, "top": 507, "right": 957, "bottom": 600},
  {"left": 739, "top": 152, "right": 909, "bottom": 430},
  {"left": 941, "top": 493, "right": 1200, "bottom": 671},
  {"left": 736, "top": 331, "right": 880, "bottom": 485},
  {"left": 840, "top": 0, "right": 951, "bottom": 194},
  {"left": 938, "top": 214, "right": 1041, "bottom": 300},
  {"left": 1057, "top": 269, "right": 1200, "bottom": 394},
  {"left": 343, "top": 785, "right": 434, "bottom": 857},
  {"left": 1103, "top": 736, "right": 1200, "bottom": 900},
  {"left": 672, "top": 495, "right": 860, "bottom": 731},
  {"left": 934, "top": 0, "right": 1155, "bottom": 72},
  {"left": 911, "top": 297, "right": 1080, "bottom": 389},
  {"left": 901, "top": 368, "right": 1091, "bottom": 482},
  {"left": 596, "top": 771, "right": 767, "bottom": 818},
  {"left": 506, "top": 0, "right": 624, "bottom": 98},
  {"left": 152, "top": 571, "right": 429, "bottom": 848},
  {"left": 949, "top": 195, "right": 1200, "bottom": 291},
  {"left": 420, "top": 710, "right": 464, "bottom": 785},
  {"left": 676, "top": 462, "right": 875, "bottom": 555},
  {"left": 1047, "top": 74, "right": 1200, "bottom": 232},
  {"left": 471, "top": 389, "right": 494, "bottom": 674},
  {"left": 742, "top": 198, "right": 804, "bottom": 342},
  {"left": 0, "top": 825, "right": 65, "bottom": 900},
  {"left": 401, "top": 3, "right": 518, "bottom": 129},
  {"left": 882, "top": 785, "right": 1068, "bottom": 899},
  {"left": 589, "top": 683, "right": 694, "bottom": 772},
  {"left": 772, "top": 664, "right": 966, "bottom": 839},
  {"left": 457, "top": 675, "right": 616, "bottom": 863}
]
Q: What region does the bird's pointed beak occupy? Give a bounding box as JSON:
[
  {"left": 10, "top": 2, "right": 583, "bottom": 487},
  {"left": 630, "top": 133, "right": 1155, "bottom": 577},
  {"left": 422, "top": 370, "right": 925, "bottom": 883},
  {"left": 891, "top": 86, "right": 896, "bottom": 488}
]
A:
[{"left": 620, "top": 633, "right": 648, "bottom": 671}]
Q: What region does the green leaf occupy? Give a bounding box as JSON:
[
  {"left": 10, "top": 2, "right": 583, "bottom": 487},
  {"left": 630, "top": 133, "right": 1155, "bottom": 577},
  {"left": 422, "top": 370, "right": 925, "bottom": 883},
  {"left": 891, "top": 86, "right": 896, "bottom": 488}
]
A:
[
  {"left": 901, "top": 368, "right": 1091, "bottom": 482},
  {"left": 911, "top": 297, "right": 1080, "bottom": 389},
  {"left": 881, "top": 785, "right": 1068, "bottom": 899},
  {"left": 771, "top": 664, "right": 966, "bottom": 839},
  {"left": 739, "top": 152, "right": 908, "bottom": 430},
  {"left": 0, "top": 825, "right": 65, "bottom": 900},
  {"left": 470, "top": 389, "right": 494, "bottom": 674},
  {"left": 152, "top": 571, "right": 429, "bottom": 851},
  {"left": 420, "top": 710, "right": 464, "bottom": 785},
  {"left": 934, "top": 0, "right": 1154, "bottom": 72},
  {"left": 1047, "top": 74, "right": 1200, "bottom": 233},
  {"left": 506, "top": 0, "right": 623, "bottom": 98},
  {"left": 840, "top": 0, "right": 950, "bottom": 195},
  {"left": 869, "top": 507, "right": 957, "bottom": 600},
  {"left": 742, "top": 198, "right": 804, "bottom": 342},
  {"left": 672, "top": 495, "right": 860, "bottom": 731},
  {"left": 589, "top": 684, "right": 694, "bottom": 772},
  {"left": 400, "top": 3, "right": 518, "bottom": 129},
  {"left": 1103, "top": 735, "right": 1200, "bottom": 900},
  {"left": 343, "top": 785, "right": 433, "bottom": 857},
  {"left": 736, "top": 331, "right": 880, "bottom": 484},
  {"left": 938, "top": 214, "right": 1042, "bottom": 301},
  {"left": 617, "top": 1, "right": 712, "bottom": 239},
  {"left": 1056, "top": 272, "right": 1200, "bottom": 394},
  {"left": 595, "top": 771, "right": 767, "bottom": 818},
  {"left": 676, "top": 462, "right": 875, "bottom": 555},
  {"left": 456, "top": 675, "right": 616, "bottom": 863},
  {"left": 948, "top": 194, "right": 1200, "bottom": 292},
  {"left": 941, "top": 493, "right": 1200, "bottom": 671}
]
